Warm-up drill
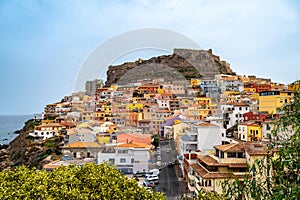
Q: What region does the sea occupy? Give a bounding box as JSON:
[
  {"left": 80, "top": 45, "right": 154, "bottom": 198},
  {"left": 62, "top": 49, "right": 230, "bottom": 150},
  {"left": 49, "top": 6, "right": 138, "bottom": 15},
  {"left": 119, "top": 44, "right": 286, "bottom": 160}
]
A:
[{"left": 0, "top": 115, "right": 32, "bottom": 145}]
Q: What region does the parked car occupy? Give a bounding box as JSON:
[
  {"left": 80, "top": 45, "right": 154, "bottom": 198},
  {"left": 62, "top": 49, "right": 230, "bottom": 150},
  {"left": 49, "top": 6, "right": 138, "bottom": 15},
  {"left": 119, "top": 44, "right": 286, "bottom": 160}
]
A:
[
  {"left": 145, "top": 169, "right": 159, "bottom": 178},
  {"left": 156, "top": 161, "right": 161, "bottom": 166},
  {"left": 143, "top": 180, "right": 155, "bottom": 187},
  {"left": 145, "top": 175, "right": 159, "bottom": 184},
  {"left": 157, "top": 155, "right": 161, "bottom": 161},
  {"left": 133, "top": 171, "right": 148, "bottom": 177},
  {"left": 149, "top": 168, "right": 160, "bottom": 176}
]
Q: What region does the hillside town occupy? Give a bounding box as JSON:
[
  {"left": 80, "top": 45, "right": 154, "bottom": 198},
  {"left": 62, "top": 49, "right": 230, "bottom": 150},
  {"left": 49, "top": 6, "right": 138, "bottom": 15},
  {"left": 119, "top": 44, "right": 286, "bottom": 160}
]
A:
[{"left": 28, "top": 60, "right": 298, "bottom": 197}]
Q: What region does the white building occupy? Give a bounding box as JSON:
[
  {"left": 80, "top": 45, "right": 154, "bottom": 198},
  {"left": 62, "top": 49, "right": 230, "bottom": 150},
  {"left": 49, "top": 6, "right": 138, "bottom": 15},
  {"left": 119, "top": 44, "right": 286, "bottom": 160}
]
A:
[
  {"left": 238, "top": 123, "right": 249, "bottom": 141},
  {"left": 65, "top": 127, "right": 96, "bottom": 145},
  {"left": 29, "top": 123, "right": 64, "bottom": 140},
  {"left": 220, "top": 103, "right": 250, "bottom": 129},
  {"left": 215, "top": 74, "right": 244, "bottom": 93},
  {"left": 98, "top": 142, "right": 150, "bottom": 174},
  {"left": 179, "top": 122, "right": 222, "bottom": 155}
]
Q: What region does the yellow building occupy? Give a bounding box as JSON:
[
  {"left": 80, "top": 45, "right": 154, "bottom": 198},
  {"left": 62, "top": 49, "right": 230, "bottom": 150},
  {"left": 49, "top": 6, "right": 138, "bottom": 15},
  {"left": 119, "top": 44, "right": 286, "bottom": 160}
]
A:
[
  {"left": 191, "top": 78, "right": 201, "bottom": 88},
  {"left": 102, "top": 105, "right": 112, "bottom": 113},
  {"left": 244, "top": 87, "right": 256, "bottom": 93},
  {"left": 194, "top": 97, "right": 211, "bottom": 109},
  {"left": 157, "top": 87, "right": 165, "bottom": 94},
  {"left": 126, "top": 103, "right": 144, "bottom": 111},
  {"left": 247, "top": 123, "right": 262, "bottom": 141},
  {"left": 288, "top": 82, "right": 300, "bottom": 91},
  {"left": 259, "top": 90, "right": 294, "bottom": 114}
]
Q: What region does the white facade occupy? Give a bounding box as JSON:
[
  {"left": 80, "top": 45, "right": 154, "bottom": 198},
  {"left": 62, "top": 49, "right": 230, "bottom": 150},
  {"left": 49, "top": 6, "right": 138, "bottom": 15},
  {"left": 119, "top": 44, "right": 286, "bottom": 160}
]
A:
[
  {"left": 157, "top": 99, "right": 170, "bottom": 109},
  {"left": 30, "top": 130, "right": 58, "bottom": 140},
  {"left": 98, "top": 145, "right": 150, "bottom": 174},
  {"left": 220, "top": 103, "right": 250, "bottom": 129},
  {"left": 179, "top": 122, "right": 222, "bottom": 155},
  {"left": 238, "top": 124, "right": 248, "bottom": 141},
  {"left": 66, "top": 131, "right": 96, "bottom": 144},
  {"left": 29, "top": 123, "right": 64, "bottom": 140}
]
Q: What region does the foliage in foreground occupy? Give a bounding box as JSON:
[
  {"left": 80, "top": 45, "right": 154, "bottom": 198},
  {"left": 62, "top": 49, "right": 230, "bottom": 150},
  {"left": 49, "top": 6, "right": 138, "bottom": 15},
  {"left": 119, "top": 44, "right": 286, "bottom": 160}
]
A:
[
  {"left": 0, "top": 163, "right": 165, "bottom": 200},
  {"left": 222, "top": 81, "right": 300, "bottom": 200}
]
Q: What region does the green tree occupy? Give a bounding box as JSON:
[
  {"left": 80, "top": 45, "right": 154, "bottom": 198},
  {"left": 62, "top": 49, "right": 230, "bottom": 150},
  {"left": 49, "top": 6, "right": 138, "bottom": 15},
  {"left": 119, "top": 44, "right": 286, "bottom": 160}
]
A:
[
  {"left": 152, "top": 134, "right": 160, "bottom": 149},
  {"left": 222, "top": 81, "right": 300, "bottom": 200},
  {"left": 0, "top": 163, "right": 165, "bottom": 200}
]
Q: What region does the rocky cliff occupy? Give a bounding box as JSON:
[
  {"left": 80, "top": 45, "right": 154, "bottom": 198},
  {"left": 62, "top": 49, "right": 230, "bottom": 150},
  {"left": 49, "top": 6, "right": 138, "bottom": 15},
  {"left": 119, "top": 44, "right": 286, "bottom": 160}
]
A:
[
  {"left": 0, "top": 119, "right": 63, "bottom": 170},
  {"left": 105, "top": 49, "right": 235, "bottom": 86}
]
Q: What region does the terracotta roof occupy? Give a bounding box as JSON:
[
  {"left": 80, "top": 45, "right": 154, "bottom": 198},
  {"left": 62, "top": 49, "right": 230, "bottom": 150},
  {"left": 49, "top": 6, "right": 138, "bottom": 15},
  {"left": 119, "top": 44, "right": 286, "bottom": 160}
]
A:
[
  {"left": 214, "top": 143, "right": 243, "bottom": 152},
  {"left": 198, "top": 155, "right": 227, "bottom": 167},
  {"left": 60, "top": 121, "right": 77, "bottom": 126},
  {"left": 215, "top": 142, "right": 269, "bottom": 155},
  {"left": 233, "top": 103, "right": 249, "bottom": 107},
  {"left": 117, "top": 142, "right": 149, "bottom": 148},
  {"left": 191, "top": 163, "right": 246, "bottom": 179},
  {"left": 37, "top": 123, "right": 63, "bottom": 128},
  {"left": 198, "top": 122, "right": 218, "bottom": 127},
  {"left": 63, "top": 142, "right": 101, "bottom": 148},
  {"left": 155, "top": 109, "right": 172, "bottom": 113},
  {"left": 117, "top": 133, "right": 151, "bottom": 145}
]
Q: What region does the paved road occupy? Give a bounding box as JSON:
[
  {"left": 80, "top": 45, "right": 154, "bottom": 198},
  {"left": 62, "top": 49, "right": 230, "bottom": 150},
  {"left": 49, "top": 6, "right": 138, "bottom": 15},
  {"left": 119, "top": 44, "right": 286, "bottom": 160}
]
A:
[{"left": 154, "top": 140, "right": 187, "bottom": 200}]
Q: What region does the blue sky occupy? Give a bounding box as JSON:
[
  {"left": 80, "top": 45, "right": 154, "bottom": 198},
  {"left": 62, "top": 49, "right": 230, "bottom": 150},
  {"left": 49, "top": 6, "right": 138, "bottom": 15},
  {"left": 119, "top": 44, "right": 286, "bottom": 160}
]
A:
[{"left": 0, "top": 0, "right": 299, "bottom": 115}]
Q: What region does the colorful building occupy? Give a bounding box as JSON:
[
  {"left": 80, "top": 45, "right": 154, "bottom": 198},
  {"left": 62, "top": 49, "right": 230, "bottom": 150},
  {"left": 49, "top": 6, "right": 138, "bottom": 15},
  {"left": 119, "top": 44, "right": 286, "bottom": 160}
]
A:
[{"left": 259, "top": 90, "right": 294, "bottom": 114}]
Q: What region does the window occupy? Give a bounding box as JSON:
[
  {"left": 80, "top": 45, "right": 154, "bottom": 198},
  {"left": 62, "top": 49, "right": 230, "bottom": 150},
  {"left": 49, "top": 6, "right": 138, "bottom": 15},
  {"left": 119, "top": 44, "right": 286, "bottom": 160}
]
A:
[
  {"left": 239, "top": 107, "right": 242, "bottom": 111},
  {"left": 243, "top": 135, "right": 245, "bottom": 139},
  {"left": 118, "top": 150, "right": 128, "bottom": 154},
  {"left": 227, "top": 152, "right": 236, "bottom": 158},
  {"left": 256, "top": 130, "right": 258, "bottom": 135},
  {"left": 120, "top": 158, "right": 126, "bottom": 163},
  {"left": 221, "top": 151, "right": 224, "bottom": 158},
  {"left": 108, "top": 158, "right": 115, "bottom": 164},
  {"left": 131, "top": 158, "right": 134, "bottom": 163}
]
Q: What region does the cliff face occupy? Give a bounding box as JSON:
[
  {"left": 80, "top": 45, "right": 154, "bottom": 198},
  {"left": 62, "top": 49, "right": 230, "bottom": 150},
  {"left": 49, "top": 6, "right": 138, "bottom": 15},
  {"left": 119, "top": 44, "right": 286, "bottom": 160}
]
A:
[{"left": 105, "top": 49, "right": 235, "bottom": 86}]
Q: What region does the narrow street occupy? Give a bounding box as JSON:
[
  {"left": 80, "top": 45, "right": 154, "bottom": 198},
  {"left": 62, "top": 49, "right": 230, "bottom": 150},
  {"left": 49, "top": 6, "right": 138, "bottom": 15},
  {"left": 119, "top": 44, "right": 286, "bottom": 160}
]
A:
[{"left": 154, "top": 139, "right": 187, "bottom": 200}]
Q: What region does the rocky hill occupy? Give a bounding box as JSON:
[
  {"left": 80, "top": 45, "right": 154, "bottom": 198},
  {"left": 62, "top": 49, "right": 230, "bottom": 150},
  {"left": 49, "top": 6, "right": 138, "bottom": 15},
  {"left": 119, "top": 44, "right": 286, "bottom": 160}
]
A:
[
  {"left": 105, "top": 48, "right": 235, "bottom": 86},
  {"left": 0, "top": 119, "right": 63, "bottom": 170}
]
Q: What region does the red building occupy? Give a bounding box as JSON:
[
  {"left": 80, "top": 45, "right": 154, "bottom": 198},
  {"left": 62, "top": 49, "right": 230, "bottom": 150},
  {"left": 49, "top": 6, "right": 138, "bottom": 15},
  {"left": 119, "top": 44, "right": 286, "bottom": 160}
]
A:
[{"left": 244, "top": 112, "right": 268, "bottom": 121}]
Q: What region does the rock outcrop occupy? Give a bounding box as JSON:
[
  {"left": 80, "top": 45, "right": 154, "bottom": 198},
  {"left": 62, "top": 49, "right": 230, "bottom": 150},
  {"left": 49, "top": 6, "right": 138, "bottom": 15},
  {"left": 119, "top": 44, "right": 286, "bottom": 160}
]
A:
[
  {"left": 105, "top": 48, "right": 235, "bottom": 86},
  {"left": 0, "top": 119, "right": 63, "bottom": 170}
]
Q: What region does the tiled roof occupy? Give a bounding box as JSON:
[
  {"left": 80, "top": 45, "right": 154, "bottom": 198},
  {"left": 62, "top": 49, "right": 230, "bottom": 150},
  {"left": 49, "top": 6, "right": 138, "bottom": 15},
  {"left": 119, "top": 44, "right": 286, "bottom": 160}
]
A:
[
  {"left": 214, "top": 143, "right": 243, "bottom": 152},
  {"left": 117, "top": 133, "right": 151, "bottom": 145},
  {"left": 191, "top": 163, "right": 246, "bottom": 179},
  {"left": 233, "top": 103, "right": 249, "bottom": 107},
  {"left": 63, "top": 142, "right": 101, "bottom": 148},
  {"left": 117, "top": 142, "right": 149, "bottom": 148},
  {"left": 198, "top": 122, "right": 218, "bottom": 127},
  {"left": 214, "top": 142, "right": 269, "bottom": 155},
  {"left": 198, "top": 155, "right": 227, "bottom": 167},
  {"left": 36, "top": 123, "right": 63, "bottom": 128}
]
